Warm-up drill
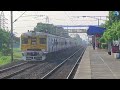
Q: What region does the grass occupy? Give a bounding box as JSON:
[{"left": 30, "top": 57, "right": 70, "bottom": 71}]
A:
[
  {"left": 0, "top": 48, "right": 22, "bottom": 66},
  {"left": 13, "top": 48, "right": 22, "bottom": 59},
  {"left": 0, "top": 56, "right": 11, "bottom": 66}
]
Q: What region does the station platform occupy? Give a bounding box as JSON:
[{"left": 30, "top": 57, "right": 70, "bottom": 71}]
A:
[{"left": 74, "top": 46, "right": 120, "bottom": 79}]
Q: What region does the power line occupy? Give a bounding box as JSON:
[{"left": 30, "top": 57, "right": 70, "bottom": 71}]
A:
[
  {"left": 71, "top": 16, "right": 108, "bottom": 26},
  {"left": 70, "top": 11, "right": 79, "bottom": 25},
  {"left": 14, "top": 26, "right": 35, "bottom": 28},
  {"left": 71, "top": 16, "right": 108, "bottom": 21},
  {"left": 13, "top": 11, "right": 27, "bottom": 23},
  {"left": 64, "top": 11, "right": 76, "bottom": 25},
  {"left": 13, "top": 18, "right": 45, "bottom": 22},
  {"left": 21, "top": 15, "right": 45, "bottom": 17}
]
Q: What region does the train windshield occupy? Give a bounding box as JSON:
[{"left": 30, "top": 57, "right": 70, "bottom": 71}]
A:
[
  {"left": 21, "top": 37, "right": 28, "bottom": 44},
  {"left": 40, "top": 38, "right": 46, "bottom": 44}
]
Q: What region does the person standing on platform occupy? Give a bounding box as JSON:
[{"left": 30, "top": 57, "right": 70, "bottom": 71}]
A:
[
  {"left": 93, "top": 43, "right": 95, "bottom": 50},
  {"left": 108, "top": 42, "right": 111, "bottom": 55}
]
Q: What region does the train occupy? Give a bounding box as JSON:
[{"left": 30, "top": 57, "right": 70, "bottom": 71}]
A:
[{"left": 20, "top": 30, "right": 79, "bottom": 61}]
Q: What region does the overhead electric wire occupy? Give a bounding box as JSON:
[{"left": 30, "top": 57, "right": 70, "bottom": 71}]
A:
[
  {"left": 13, "top": 11, "right": 27, "bottom": 23},
  {"left": 69, "top": 11, "right": 79, "bottom": 25},
  {"left": 64, "top": 11, "right": 76, "bottom": 25}
]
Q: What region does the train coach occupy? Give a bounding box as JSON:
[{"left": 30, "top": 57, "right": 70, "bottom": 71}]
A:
[{"left": 20, "top": 31, "right": 78, "bottom": 61}]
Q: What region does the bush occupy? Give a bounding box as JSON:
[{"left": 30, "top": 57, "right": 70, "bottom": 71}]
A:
[
  {"left": 101, "top": 43, "right": 107, "bottom": 49},
  {"left": 0, "top": 56, "right": 11, "bottom": 66},
  {"left": 1, "top": 48, "right": 11, "bottom": 56}
]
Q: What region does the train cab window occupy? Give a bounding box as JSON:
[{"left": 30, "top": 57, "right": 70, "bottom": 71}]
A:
[
  {"left": 40, "top": 38, "right": 46, "bottom": 44},
  {"left": 31, "top": 37, "right": 37, "bottom": 45},
  {"left": 22, "top": 37, "right": 28, "bottom": 44}
]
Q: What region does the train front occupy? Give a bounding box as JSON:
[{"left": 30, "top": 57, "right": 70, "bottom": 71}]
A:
[{"left": 20, "top": 31, "right": 47, "bottom": 61}]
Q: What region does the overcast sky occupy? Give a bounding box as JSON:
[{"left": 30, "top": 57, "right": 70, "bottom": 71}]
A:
[{"left": 0, "top": 11, "right": 109, "bottom": 40}]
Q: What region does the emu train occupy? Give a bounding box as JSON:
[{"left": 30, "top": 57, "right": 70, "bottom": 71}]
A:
[{"left": 20, "top": 31, "right": 79, "bottom": 61}]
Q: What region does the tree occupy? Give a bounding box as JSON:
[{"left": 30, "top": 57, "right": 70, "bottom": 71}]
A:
[
  {"left": 109, "top": 11, "right": 120, "bottom": 24},
  {"left": 34, "top": 23, "right": 69, "bottom": 37},
  {"left": 99, "top": 11, "right": 120, "bottom": 43},
  {"left": 0, "top": 28, "right": 11, "bottom": 55},
  {"left": 34, "top": 23, "right": 55, "bottom": 34}
]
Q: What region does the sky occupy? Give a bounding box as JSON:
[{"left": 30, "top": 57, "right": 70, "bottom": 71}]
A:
[{"left": 0, "top": 11, "right": 109, "bottom": 40}]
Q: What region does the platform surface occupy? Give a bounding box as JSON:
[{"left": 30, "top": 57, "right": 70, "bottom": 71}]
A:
[{"left": 74, "top": 46, "right": 120, "bottom": 79}]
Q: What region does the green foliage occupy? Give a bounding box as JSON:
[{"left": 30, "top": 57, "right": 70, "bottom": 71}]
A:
[
  {"left": 101, "top": 43, "right": 107, "bottom": 49},
  {"left": 13, "top": 48, "right": 22, "bottom": 59},
  {"left": 0, "top": 28, "right": 20, "bottom": 55},
  {"left": 0, "top": 48, "right": 21, "bottom": 66},
  {"left": 34, "top": 23, "right": 69, "bottom": 37},
  {"left": 102, "top": 21, "right": 120, "bottom": 42},
  {"left": 34, "top": 23, "right": 55, "bottom": 33},
  {"left": 0, "top": 56, "right": 11, "bottom": 66},
  {"left": 99, "top": 37, "right": 105, "bottom": 43},
  {"left": 100, "top": 11, "right": 120, "bottom": 43},
  {"left": 1, "top": 48, "right": 11, "bottom": 56},
  {"left": 0, "top": 29, "right": 20, "bottom": 66},
  {"left": 109, "top": 11, "right": 120, "bottom": 24},
  {"left": 100, "top": 20, "right": 111, "bottom": 28},
  {"left": 0, "top": 28, "right": 10, "bottom": 51}
]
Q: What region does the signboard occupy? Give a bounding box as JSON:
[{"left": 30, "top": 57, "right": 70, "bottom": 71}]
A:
[
  {"left": 68, "top": 29, "right": 87, "bottom": 33},
  {"left": 112, "top": 40, "right": 120, "bottom": 53},
  {"left": 112, "top": 46, "right": 119, "bottom": 53}
]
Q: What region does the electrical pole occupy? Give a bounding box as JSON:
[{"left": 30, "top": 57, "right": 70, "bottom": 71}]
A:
[
  {"left": 45, "top": 16, "right": 49, "bottom": 24},
  {"left": 98, "top": 19, "right": 99, "bottom": 26},
  {"left": 11, "top": 11, "right": 13, "bottom": 62},
  {"left": 0, "top": 12, "right": 1, "bottom": 28}
]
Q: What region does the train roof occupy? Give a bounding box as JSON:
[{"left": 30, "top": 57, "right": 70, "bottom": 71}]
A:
[{"left": 21, "top": 31, "right": 73, "bottom": 39}]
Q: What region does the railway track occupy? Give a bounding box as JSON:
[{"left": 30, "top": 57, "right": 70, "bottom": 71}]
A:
[
  {"left": 0, "top": 62, "right": 27, "bottom": 73},
  {"left": 9, "top": 62, "right": 54, "bottom": 79},
  {"left": 0, "top": 62, "right": 37, "bottom": 79},
  {"left": 41, "top": 47, "right": 86, "bottom": 79},
  {"left": 67, "top": 47, "right": 86, "bottom": 79}
]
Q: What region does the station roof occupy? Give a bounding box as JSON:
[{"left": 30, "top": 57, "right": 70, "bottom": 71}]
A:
[{"left": 87, "top": 26, "right": 106, "bottom": 35}]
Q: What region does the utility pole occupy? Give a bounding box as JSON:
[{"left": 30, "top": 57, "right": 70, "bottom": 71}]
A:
[
  {"left": 0, "top": 12, "right": 1, "bottom": 28},
  {"left": 45, "top": 16, "right": 49, "bottom": 24},
  {"left": 11, "top": 11, "right": 13, "bottom": 62},
  {"left": 98, "top": 19, "right": 99, "bottom": 26}
]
